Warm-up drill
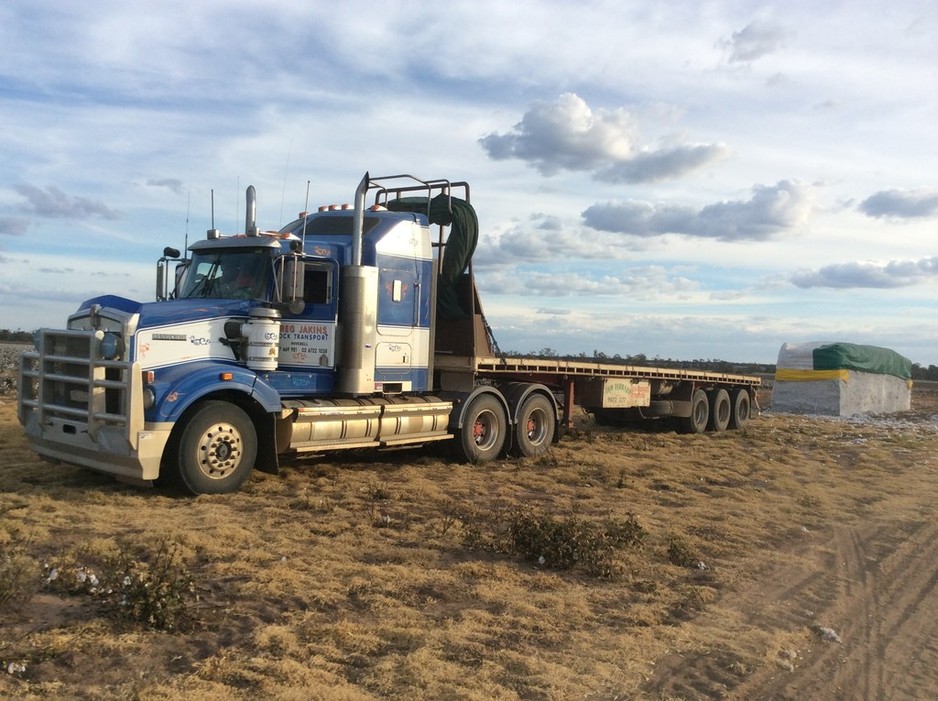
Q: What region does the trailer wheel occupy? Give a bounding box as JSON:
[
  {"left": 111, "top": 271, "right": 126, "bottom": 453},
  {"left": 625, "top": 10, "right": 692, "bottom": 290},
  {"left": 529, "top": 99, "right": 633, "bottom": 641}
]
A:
[
  {"left": 729, "top": 389, "right": 752, "bottom": 430},
  {"left": 515, "top": 393, "right": 555, "bottom": 457},
  {"left": 174, "top": 401, "right": 257, "bottom": 494},
  {"left": 679, "top": 389, "right": 710, "bottom": 434},
  {"left": 707, "top": 389, "right": 731, "bottom": 432},
  {"left": 455, "top": 394, "right": 507, "bottom": 463}
]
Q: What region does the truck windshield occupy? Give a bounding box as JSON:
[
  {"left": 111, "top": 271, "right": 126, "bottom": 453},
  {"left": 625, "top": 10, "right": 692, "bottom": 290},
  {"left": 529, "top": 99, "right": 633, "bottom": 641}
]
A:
[{"left": 180, "top": 248, "right": 271, "bottom": 300}]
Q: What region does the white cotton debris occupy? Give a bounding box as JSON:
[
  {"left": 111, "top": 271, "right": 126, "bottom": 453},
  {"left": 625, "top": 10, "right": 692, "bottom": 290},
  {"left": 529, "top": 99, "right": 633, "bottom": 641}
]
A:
[{"left": 813, "top": 625, "right": 843, "bottom": 643}]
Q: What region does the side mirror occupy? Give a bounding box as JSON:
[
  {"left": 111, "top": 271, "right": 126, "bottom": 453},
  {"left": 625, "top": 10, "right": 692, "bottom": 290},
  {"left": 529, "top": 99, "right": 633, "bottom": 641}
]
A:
[
  {"left": 156, "top": 248, "right": 185, "bottom": 301},
  {"left": 173, "top": 261, "right": 189, "bottom": 298},
  {"left": 156, "top": 264, "right": 167, "bottom": 301},
  {"left": 280, "top": 257, "right": 306, "bottom": 313}
]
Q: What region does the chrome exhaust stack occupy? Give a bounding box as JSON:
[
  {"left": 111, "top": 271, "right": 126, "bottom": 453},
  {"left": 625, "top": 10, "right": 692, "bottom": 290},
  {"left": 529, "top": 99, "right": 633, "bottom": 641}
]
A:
[
  {"left": 338, "top": 172, "right": 377, "bottom": 395},
  {"left": 351, "top": 172, "right": 369, "bottom": 266},
  {"left": 245, "top": 185, "right": 258, "bottom": 236}
]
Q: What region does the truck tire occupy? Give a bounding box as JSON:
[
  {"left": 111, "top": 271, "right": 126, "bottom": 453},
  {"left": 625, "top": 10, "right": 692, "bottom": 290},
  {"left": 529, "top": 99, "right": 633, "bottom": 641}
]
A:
[
  {"left": 707, "top": 389, "right": 731, "bottom": 432},
  {"left": 515, "top": 393, "right": 555, "bottom": 458},
  {"left": 174, "top": 401, "right": 257, "bottom": 494},
  {"left": 729, "top": 388, "right": 752, "bottom": 430},
  {"left": 679, "top": 389, "right": 710, "bottom": 434},
  {"left": 455, "top": 393, "right": 507, "bottom": 463}
]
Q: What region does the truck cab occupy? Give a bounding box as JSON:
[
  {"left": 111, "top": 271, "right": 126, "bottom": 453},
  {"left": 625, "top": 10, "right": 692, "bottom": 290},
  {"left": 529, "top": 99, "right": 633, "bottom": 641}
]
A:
[
  {"left": 19, "top": 176, "right": 465, "bottom": 493},
  {"left": 18, "top": 174, "right": 566, "bottom": 495}
]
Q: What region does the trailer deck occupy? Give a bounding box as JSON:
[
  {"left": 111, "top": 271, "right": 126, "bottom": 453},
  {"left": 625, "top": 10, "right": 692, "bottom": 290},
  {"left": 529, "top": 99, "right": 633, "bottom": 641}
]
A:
[{"left": 436, "top": 353, "right": 762, "bottom": 430}]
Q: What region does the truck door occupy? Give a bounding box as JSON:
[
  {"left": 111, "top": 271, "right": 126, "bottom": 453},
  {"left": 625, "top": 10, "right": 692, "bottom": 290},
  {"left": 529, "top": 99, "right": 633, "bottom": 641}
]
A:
[
  {"left": 278, "top": 259, "right": 338, "bottom": 370},
  {"left": 376, "top": 265, "right": 418, "bottom": 385}
]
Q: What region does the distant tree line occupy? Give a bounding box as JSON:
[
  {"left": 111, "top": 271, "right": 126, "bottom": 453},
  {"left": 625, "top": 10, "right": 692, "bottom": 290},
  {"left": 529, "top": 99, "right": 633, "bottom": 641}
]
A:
[
  {"left": 911, "top": 364, "right": 938, "bottom": 381},
  {"left": 0, "top": 329, "right": 32, "bottom": 343}
]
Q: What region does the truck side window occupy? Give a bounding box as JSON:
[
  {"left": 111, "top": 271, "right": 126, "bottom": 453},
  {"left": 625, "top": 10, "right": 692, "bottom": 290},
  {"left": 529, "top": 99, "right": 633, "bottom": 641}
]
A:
[{"left": 304, "top": 267, "right": 331, "bottom": 304}]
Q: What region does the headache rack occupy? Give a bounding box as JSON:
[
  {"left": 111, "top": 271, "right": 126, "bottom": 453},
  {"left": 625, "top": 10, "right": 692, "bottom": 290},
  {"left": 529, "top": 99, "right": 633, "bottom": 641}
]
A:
[{"left": 18, "top": 329, "right": 143, "bottom": 449}]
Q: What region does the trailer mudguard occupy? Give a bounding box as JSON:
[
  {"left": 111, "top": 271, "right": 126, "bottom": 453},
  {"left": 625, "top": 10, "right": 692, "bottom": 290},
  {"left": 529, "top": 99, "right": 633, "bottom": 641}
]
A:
[
  {"left": 498, "top": 381, "right": 560, "bottom": 427},
  {"left": 439, "top": 386, "right": 510, "bottom": 431}
]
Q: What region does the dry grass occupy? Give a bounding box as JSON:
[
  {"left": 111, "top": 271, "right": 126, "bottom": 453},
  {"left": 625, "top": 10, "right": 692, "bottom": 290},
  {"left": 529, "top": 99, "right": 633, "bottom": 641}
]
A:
[{"left": 2, "top": 383, "right": 938, "bottom": 700}]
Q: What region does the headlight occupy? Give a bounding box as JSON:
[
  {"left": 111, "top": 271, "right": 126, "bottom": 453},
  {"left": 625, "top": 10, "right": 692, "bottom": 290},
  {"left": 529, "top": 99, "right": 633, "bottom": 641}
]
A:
[
  {"left": 100, "top": 332, "right": 123, "bottom": 360},
  {"left": 142, "top": 387, "right": 156, "bottom": 410}
]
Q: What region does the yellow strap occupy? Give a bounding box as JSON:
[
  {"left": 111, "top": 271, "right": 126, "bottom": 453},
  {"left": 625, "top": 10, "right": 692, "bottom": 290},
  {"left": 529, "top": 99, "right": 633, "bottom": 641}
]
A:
[{"left": 775, "top": 369, "right": 849, "bottom": 381}]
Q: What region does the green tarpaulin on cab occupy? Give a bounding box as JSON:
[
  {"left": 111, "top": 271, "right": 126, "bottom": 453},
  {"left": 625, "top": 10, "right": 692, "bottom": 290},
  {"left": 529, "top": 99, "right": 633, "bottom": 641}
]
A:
[{"left": 385, "top": 194, "right": 478, "bottom": 320}]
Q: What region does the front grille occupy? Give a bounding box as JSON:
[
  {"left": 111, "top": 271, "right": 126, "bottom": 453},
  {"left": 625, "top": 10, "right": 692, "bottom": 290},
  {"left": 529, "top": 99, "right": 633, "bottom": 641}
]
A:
[{"left": 18, "top": 329, "right": 135, "bottom": 437}]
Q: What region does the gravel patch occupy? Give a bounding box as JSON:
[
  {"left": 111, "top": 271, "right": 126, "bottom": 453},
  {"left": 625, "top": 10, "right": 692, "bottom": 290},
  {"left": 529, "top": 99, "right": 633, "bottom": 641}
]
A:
[{"left": 0, "top": 343, "right": 29, "bottom": 396}]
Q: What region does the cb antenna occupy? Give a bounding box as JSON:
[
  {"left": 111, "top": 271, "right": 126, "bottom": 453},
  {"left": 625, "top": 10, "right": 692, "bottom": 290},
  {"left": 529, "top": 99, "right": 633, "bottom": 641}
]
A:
[
  {"left": 184, "top": 189, "right": 190, "bottom": 259},
  {"left": 302, "top": 180, "right": 310, "bottom": 249}
]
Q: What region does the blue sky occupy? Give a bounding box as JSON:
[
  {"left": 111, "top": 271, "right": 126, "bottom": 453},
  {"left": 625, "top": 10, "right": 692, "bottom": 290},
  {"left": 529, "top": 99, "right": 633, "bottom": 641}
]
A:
[{"left": 1, "top": 1, "right": 936, "bottom": 364}]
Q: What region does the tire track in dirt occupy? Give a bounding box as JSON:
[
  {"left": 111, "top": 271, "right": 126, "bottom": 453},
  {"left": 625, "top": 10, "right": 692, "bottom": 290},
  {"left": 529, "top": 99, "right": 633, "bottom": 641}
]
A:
[
  {"left": 735, "top": 520, "right": 938, "bottom": 700},
  {"left": 869, "top": 523, "right": 938, "bottom": 700},
  {"left": 642, "top": 520, "right": 938, "bottom": 700}
]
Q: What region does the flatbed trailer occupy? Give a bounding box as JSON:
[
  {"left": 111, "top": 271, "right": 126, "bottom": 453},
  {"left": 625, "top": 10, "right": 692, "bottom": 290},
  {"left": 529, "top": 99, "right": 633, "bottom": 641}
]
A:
[
  {"left": 18, "top": 173, "right": 761, "bottom": 494},
  {"left": 436, "top": 353, "right": 761, "bottom": 434}
]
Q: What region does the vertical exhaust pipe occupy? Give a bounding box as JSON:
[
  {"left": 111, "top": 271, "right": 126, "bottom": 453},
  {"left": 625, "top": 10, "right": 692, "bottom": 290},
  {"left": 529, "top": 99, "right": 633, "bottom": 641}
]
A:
[
  {"left": 245, "top": 185, "right": 258, "bottom": 236},
  {"left": 338, "top": 172, "right": 377, "bottom": 395},
  {"left": 351, "top": 172, "right": 369, "bottom": 266}
]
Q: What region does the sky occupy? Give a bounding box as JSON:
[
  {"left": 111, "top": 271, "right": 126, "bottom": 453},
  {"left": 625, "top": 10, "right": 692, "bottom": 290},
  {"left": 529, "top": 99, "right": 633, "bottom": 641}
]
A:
[{"left": 1, "top": 1, "right": 936, "bottom": 365}]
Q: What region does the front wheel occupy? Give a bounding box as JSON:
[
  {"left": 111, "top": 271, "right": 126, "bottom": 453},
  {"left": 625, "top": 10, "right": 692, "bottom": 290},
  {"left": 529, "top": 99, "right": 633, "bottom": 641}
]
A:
[
  {"left": 173, "top": 401, "right": 257, "bottom": 494},
  {"left": 514, "top": 393, "right": 555, "bottom": 458},
  {"left": 454, "top": 393, "right": 507, "bottom": 463}
]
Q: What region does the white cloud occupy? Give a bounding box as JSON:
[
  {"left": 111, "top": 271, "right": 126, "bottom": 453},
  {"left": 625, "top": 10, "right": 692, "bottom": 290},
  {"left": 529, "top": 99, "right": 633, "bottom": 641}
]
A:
[
  {"left": 479, "top": 265, "right": 700, "bottom": 300},
  {"left": 859, "top": 189, "right": 938, "bottom": 219},
  {"left": 791, "top": 257, "right": 938, "bottom": 289},
  {"left": 479, "top": 93, "right": 729, "bottom": 182},
  {"left": 147, "top": 179, "right": 186, "bottom": 196},
  {"left": 13, "top": 184, "right": 121, "bottom": 220},
  {"left": 0, "top": 216, "right": 30, "bottom": 236},
  {"left": 473, "top": 213, "right": 652, "bottom": 267},
  {"left": 582, "top": 181, "right": 815, "bottom": 241},
  {"left": 723, "top": 20, "right": 790, "bottom": 63}
]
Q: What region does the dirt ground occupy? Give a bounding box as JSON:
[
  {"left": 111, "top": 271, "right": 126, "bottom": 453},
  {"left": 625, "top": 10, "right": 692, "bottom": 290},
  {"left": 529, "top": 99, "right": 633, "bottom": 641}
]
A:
[{"left": 2, "top": 368, "right": 938, "bottom": 700}]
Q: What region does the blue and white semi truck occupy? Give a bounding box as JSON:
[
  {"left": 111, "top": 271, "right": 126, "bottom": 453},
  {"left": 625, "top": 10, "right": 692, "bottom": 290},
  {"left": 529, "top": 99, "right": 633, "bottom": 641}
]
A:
[{"left": 18, "top": 174, "right": 760, "bottom": 494}]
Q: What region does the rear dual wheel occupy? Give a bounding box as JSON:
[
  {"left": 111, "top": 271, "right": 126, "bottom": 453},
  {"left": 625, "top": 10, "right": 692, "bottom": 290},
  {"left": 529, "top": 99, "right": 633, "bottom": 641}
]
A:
[
  {"left": 679, "top": 387, "right": 751, "bottom": 434},
  {"left": 679, "top": 389, "right": 710, "bottom": 434},
  {"left": 455, "top": 394, "right": 507, "bottom": 463},
  {"left": 514, "top": 393, "right": 555, "bottom": 458},
  {"left": 708, "top": 389, "right": 731, "bottom": 432},
  {"left": 729, "top": 389, "right": 752, "bottom": 430}
]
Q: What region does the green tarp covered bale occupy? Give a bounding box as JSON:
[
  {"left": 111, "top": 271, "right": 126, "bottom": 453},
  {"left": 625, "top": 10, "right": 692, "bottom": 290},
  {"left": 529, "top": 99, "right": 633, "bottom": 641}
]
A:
[{"left": 772, "top": 341, "right": 912, "bottom": 416}]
